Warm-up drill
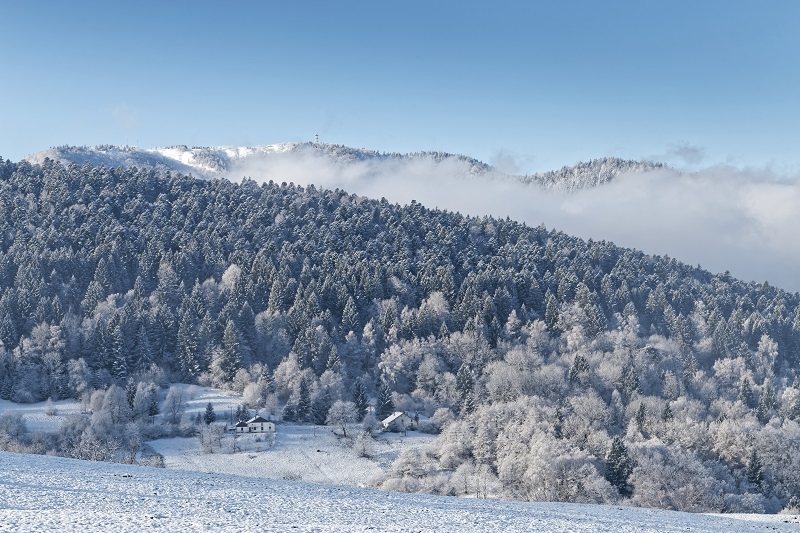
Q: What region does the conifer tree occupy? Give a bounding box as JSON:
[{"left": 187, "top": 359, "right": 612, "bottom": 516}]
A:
[
  {"left": 204, "top": 402, "right": 216, "bottom": 425},
  {"left": 126, "top": 378, "right": 137, "bottom": 409},
  {"left": 297, "top": 378, "right": 313, "bottom": 423},
  {"left": 605, "top": 436, "right": 633, "bottom": 497},
  {"left": 661, "top": 402, "right": 674, "bottom": 422},
  {"left": 747, "top": 449, "right": 764, "bottom": 491},
  {"left": 739, "top": 377, "right": 755, "bottom": 408},
  {"left": 217, "top": 320, "right": 242, "bottom": 383},
  {"left": 552, "top": 409, "right": 564, "bottom": 439},
  {"left": 313, "top": 390, "right": 333, "bottom": 425},
  {"left": 545, "top": 292, "right": 559, "bottom": 332},
  {"left": 634, "top": 403, "right": 648, "bottom": 436},
  {"left": 352, "top": 378, "right": 368, "bottom": 421},
  {"left": 376, "top": 383, "right": 394, "bottom": 420},
  {"left": 147, "top": 384, "right": 160, "bottom": 422}
]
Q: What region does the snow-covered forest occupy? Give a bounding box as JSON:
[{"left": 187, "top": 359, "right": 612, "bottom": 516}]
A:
[{"left": 1, "top": 156, "right": 800, "bottom": 513}]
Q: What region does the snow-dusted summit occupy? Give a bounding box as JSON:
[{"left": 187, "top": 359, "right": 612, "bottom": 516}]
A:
[
  {"left": 25, "top": 143, "right": 664, "bottom": 191},
  {"left": 26, "top": 143, "right": 490, "bottom": 180}
]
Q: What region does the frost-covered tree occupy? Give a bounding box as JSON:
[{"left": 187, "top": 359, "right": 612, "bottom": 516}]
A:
[{"left": 326, "top": 400, "right": 357, "bottom": 437}]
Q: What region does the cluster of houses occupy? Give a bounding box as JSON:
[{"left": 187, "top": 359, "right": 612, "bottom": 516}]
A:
[{"left": 229, "top": 412, "right": 417, "bottom": 434}]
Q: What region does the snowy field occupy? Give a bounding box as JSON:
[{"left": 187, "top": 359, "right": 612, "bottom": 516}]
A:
[
  {"left": 2, "top": 452, "right": 799, "bottom": 532},
  {"left": 0, "top": 398, "right": 85, "bottom": 433},
  {"left": 0, "top": 386, "right": 435, "bottom": 488},
  {"left": 3, "top": 389, "right": 800, "bottom": 531},
  {"left": 149, "top": 423, "right": 431, "bottom": 487},
  {"left": 146, "top": 385, "right": 435, "bottom": 487}
]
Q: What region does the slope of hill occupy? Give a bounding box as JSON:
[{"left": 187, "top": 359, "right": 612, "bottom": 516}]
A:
[
  {"left": 24, "top": 143, "right": 661, "bottom": 191},
  {"left": 1, "top": 156, "right": 800, "bottom": 513},
  {"left": 0, "top": 451, "right": 797, "bottom": 532}
]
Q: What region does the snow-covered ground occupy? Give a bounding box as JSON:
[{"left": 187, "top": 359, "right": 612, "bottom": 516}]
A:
[
  {"left": 0, "top": 385, "right": 434, "bottom": 489},
  {"left": 1, "top": 451, "right": 798, "bottom": 532},
  {"left": 2, "top": 390, "right": 800, "bottom": 531},
  {"left": 0, "top": 385, "right": 800, "bottom": 532},
  {"left": 149, "top": 423, "right": 432, "bottom": 487},
  {"left": 0, "top": 398, "right": 85, "bottom": 433},
  {"left": 149, "top": 385, "right": 434, "bottom": 487}
]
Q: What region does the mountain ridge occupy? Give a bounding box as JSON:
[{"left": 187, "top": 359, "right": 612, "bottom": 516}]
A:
[{"left": 24, "top": 143, "right": 666, "bottom": 192}]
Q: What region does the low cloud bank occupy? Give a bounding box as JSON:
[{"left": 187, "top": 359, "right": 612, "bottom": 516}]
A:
[{"left": 228, "top": 151, "right": 800, "bottom": 293}]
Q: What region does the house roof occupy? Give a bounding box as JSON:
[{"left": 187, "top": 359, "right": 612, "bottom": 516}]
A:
[
  {"left": 247, "top": 415, "right": 270, "bottom": 424},
  {"left": 235, "top": 421, "right": 248, "bottom": 427},
  {"left": 382, "top": 412, "right": 409, "bottom": 425}
]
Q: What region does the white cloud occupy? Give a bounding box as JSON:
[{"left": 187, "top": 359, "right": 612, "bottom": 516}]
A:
[{"left": 664, "top": 141, "right": 706, "bottom": 166}]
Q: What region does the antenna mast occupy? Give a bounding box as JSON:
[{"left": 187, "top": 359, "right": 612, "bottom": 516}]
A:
[{"left": 314, "top": 133, "right": 319, "bottom": 144}]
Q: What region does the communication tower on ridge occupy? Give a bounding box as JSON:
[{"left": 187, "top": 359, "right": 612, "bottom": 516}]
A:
[{"left": 314, "top": 133, "right": 319, "bottom": 144}]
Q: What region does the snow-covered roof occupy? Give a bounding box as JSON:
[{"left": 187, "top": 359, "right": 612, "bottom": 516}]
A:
[
  {"left": 235, "top": 421, "right": 248, "bottom": 427},
  {"left": 382, "top": 412, "right": 409, "bottom": 425},
  {"left": 247, "top": 416, "right": 270, "bottom": 424}
]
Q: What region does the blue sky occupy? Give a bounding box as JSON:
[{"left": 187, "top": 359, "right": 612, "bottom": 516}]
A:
[{"left": 1, "top": 1, "right": 799, "bottom": 173}]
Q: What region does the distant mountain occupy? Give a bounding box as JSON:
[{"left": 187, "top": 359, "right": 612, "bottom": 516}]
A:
[
  {"left": 25, "top": 144, "right": 665, "bottom": 191},
  {"left": 26, "top": 143, "right": 491, "bottom": 179},
  {"left": 520, "top": 157, "right": 667, "bottom": 192}
]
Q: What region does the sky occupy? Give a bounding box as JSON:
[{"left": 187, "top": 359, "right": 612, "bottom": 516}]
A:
[
  {"left": 3, "top": 1, "right": 800, "bottom": 291},
  {"left": 2, "top": 1, "right": 799, "bottom": 174}
]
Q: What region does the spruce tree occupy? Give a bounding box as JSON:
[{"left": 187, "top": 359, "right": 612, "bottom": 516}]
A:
[
  {"left": 747, "top": 449, "right": 764, "bottom": 491},
  {"left": 552, "top": 409, "right": 564, "bottom": 439},
  {"left": 455, "top": 364, "right": 473, "bottom": 409},
  {"left": 312, "top": 390, "right": 333, "bottom": 425},
  {"left": 218, "top": 320, "right": 242, "bottom": 383},
  {"left": 661, "top": 402, "right": 674, "bottom": 422},
  {"left": 376, "top": 383, "right": 394, "bottom": 420},
  {"left": 545, "top": 291, "right": 559, "bottom": 332},
  {"left": 352, "top": 378, "right": 368, "bottom": 421},
  {"left": 126, "top": 378, "right": 137, "bottom": 409},
  {"left": 739, "top": 377, "right": 755, "bottom": 408},
  {"left": 462, "top": 390, "right": 476, "bottom": 414},
  {"left": 605, "top": 436, "right": 633, "bottom": 497},
  {"left": 204, "top": 402, "right": 216, "bottom": 425},
  {"left": 297, "top": 379, "right": 313, "bottom": 423},
  {"left": 634, "top": 403, "right": 648, "bottom": 436},
  {"left": 147, "top": 385, "right": 160, "bottom": 422}
]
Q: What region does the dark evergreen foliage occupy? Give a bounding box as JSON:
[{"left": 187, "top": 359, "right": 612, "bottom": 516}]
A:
[
  {"left": 605, "top": 436, "right": 633, "bottom": 497},
  {"left": 204, "top": 402, "right": 216, "bottom": 425}
]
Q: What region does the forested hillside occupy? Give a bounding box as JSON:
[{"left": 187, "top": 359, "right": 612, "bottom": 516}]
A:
[
  {"left": 0, "top": 156, "right": 799, "bottom": 513},
  {"left": 519, "top": 157, "right": 666, "bottom": 191}
]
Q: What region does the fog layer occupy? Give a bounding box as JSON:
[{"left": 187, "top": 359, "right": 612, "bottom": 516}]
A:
[{"left": 228, "top": 153, "right": 800, "bottom": 293}]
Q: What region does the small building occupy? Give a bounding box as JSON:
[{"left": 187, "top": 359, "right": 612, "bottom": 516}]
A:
[
  {"left": 234, "top": 421, "right": 249, "bottom": 433},
  {"left": 244, "top": 415, "right": 275, "bottom": 433},
  {"left": 382, "top": 411, "right": 415, "bottom": 432}
]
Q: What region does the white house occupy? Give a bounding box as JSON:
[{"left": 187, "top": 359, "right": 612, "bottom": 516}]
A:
[
  {"left": 381, "top": 411, "right": 414, "bottom": 432},
  {"left": 235, "top": 415, "right": 275, "bottom": 433}
]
